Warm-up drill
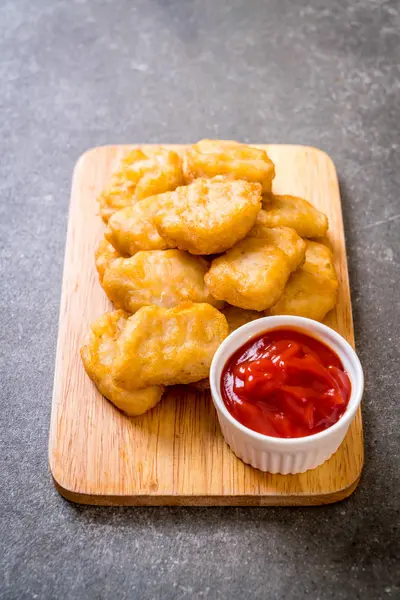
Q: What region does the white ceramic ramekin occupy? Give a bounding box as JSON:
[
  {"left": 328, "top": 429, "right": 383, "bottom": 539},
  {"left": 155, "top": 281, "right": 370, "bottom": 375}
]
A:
[{"left": 209, "top": 315, "right": 364, "bottom": 474}]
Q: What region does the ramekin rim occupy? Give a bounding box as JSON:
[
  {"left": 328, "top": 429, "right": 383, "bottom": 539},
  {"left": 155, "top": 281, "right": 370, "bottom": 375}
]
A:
[{"left": 209, "top": 315, "right": 364, "bottom": 446}]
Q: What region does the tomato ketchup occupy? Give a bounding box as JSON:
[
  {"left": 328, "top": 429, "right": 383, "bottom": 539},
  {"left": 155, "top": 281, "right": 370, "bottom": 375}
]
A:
[{"left": 221, "top": 328, "right": 351, "bottom": 438}]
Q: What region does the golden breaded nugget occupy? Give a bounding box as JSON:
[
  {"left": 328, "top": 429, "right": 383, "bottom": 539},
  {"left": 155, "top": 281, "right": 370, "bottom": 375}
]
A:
[
  {"left": 154, "top": 177, "right": 262, "bottom": 255},
  {"left": 99, "top": 148, "right": 183, "bottom": 223},
  {"left": 205, "top": 238, "right": 291, "bottom": 311},
  {"left": 247, "top": 224, "right": 306, "bottom": 271},
  {"left": 105, "top": 196, "right": 169, "bottom": 255},
  {"left": 80, "top": 310, "right": 164, "bottom": 416},
  {"left": 269, "top": 241, "right": 338, "bottom": 321},
  {"left": 258, "top": 195, "right": 328, "bottom": 238},
  {"left": 102, "top": 250, "right": 222, "bottom": 313},
  {"left": 183, "top": 139, "right": 275, "bottom": 192},
  {"left": 112, "top": 303, "right": 229, "bottom": 389},
  {"left": 222, "top": 305, "right": 262, "bottom": 332},
  {"left": 95, "top": 239, "right": 124, "bottom": 283}
]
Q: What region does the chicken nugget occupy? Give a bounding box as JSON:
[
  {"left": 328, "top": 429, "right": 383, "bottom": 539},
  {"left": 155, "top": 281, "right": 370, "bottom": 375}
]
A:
[
  {"left": 190, "top": 305, "right": 261, "bottom": 392},
  {"left": 247, "top": 224, "right": 306, "bottom": 270},
  {"left": 112, "top": 303, "right": 229, "bottom": 389},
  {"left": 183, "top": 139, "right": 275, "bottom": 193},
  {"left": 80, "top": 310, "right": 164, "bottom": 416},
  {"left": 99, "top": 148, "right": 183, "bottom": 223},
  {"left": 105, "top": 196, "right": 169, "bottom": 256},
  {"left": 154, "top": 177, "right": 262, "bottom": 255},
  {"left": 258, "top": 195, "right": 328, "bottom": 238},
  {"left": 268, "top": 241, "right": 338, "bottom": 321},
  {"left": 205, "top": 238, "right": 291, "bottom": 311},
  {"left": 95, "top": 239, "right": 125, "bottom": 283},
  {"left": 102, "top": 250, "right": 222, "bottom": 313}
]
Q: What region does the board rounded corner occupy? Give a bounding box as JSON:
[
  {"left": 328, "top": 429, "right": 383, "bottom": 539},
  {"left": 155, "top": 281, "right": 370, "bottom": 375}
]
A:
[
  {"left": 327, "top": 472, "right": 363, "bottom": 504},
  {"left": 48, "top": 452, "right": 82, "bottom": 504},
  {"left": 302, "top": 144, "right": 338, "bottom": 175},
  {"left": 319, "top": 457, "right": 364, "bottom": 505},
  {"left": 50, "top": 468, "right": 92, "bottom": 505},
  {"left": 72, "top": 144, "right": 129, "bottom": 182}
]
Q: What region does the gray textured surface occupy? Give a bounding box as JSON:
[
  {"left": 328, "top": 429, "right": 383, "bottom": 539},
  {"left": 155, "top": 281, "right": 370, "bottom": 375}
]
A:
[{"left": 0, "top": 0, "right": 399, "bottom": 598}]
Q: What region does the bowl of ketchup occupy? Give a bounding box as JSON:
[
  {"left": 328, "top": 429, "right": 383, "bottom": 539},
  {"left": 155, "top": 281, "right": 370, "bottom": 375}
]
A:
[{"left": 209, "top": 316, "right": 363, "bottom": 474}]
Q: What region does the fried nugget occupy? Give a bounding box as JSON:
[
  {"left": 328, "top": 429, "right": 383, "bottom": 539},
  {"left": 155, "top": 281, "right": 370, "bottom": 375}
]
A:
[
  {"left": 105, "top": 196, "right": 169, "bottom": 255},
  {"left": 258, "top": 195, "right": 329, "bottom": 238},
  {"left": 269, "top": 241, "right": 338, "bottom": 321},
  {"left": 183, "top": 139, "right": 275, "bottom": 193},
  {"left": 80, "top": 310, "right": 164, "bottom": 416},
  {"left": 112, "top": 303, "right": 229, "bottom": 389},
  {"left": 153, "top": 177, "right": 262, "bottom": 255},
  {"left": 205, "top": 238, "right": 291, "bottom": 311},
  {"left": 247, "top": 224, "right": 306, "bottom": 271},
  {"left": 95, "top": 239, "right": 125, "bottom": 283},
  {"left": 102, "top": 250, "right": 222, "bottom": 313},
  {"left": 99, "top": 148, "right": 183, "bottom": 223}
]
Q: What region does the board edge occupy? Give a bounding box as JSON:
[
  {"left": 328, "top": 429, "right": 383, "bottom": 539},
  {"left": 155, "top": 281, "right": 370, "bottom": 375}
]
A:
[
  {"left": 51, "top": 471, "right": 362, "bottom": 507},
  {"left": 49, "top": 143, "right": 363, "bottom": 507}
]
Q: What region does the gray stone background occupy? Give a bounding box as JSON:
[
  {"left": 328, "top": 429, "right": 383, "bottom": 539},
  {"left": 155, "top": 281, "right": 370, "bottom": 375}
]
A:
[{"left": 0, "top": 0, "right": 399, "bottom": 598}]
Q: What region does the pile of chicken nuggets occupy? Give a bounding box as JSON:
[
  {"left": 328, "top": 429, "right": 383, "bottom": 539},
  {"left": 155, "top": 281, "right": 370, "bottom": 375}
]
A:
[{"left": 81, "top": 140, "right": 339, "bottom": 416}]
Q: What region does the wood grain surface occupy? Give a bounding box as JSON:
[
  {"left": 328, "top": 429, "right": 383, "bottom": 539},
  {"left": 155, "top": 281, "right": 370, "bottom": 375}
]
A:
[{"left": 49, "top": 144, "right": 363, "bottom": 506}]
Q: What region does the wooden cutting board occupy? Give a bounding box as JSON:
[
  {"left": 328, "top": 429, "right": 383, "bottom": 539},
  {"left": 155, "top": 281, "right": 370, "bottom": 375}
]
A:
[{"left": 49, "top": 144, "right": 363, "bottom": 506}]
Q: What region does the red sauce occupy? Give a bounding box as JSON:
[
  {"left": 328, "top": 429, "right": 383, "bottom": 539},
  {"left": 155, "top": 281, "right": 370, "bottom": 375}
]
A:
[{"left": 221, "top": 328, "right": 351, "bottom": 438}]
